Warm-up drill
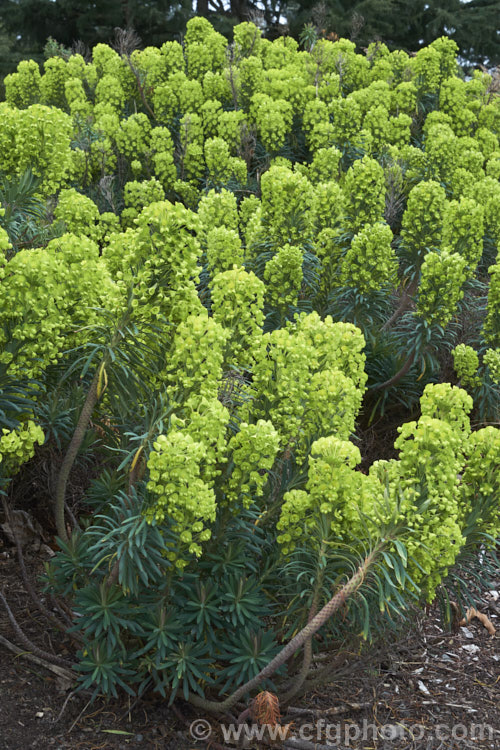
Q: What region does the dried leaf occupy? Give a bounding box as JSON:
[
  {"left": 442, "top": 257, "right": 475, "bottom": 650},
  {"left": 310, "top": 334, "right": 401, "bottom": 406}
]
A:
[
  {"left": 460, "top": 607, "right": 496, "bottom": 636},
  {"left": 251, "top": 691, "right": 281, "bottom": 727}
]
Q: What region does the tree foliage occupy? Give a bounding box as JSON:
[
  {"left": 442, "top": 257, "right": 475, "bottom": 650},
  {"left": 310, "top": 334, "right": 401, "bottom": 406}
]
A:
[{"left": 1, "top": 0, "right": 500, "bottom": 67}]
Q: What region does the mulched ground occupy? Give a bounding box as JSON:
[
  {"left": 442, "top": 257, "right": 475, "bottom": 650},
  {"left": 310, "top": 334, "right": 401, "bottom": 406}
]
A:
[{"left": 0, "top": 539, "right": 498, "bottom": 750}]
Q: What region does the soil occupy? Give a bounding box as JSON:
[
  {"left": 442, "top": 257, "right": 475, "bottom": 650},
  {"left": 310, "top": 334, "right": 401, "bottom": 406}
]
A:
[{"left": 0, "top": 539, "right": 499, "bottom": 750}]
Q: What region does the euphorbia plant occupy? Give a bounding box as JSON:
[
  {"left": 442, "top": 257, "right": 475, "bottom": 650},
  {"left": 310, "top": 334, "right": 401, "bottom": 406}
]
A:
[{"left": 0, "top": 20, "right": 498, "bottom": 709}]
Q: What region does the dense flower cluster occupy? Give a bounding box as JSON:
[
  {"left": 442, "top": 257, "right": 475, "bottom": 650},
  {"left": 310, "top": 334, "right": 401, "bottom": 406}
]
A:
[
  {"left": 146, "top": 430, "right": 217, "bottom": 568},
  {"left": 484, "top": 264, "right": 500, "bottom": 347},
  {"left": 452, "top": 344, "right": 481, "bottom": 388},
  {"left": 211, "top": 267, "right": 265, "bottom": 367},
  {"left": 342, "top": 156, "right": 385, "bottom": 233},
  {"left": 341, "top": 222, "right": 397, "bottom": 294},
  {"left": 277, "top": 436, "right": 362, "bottom": 554},
  {"left": 264, "top": 244, "right": 303, "bottom": 308},
  {"left": 399, "top": 181, "right": 446, "bottom": 267},
  {"left": 0, "top": 103, "right": 73, "bottom": 193},
  {"left": 484, "top": 349, "right": 500, "bottom": 383},
  {"left": 225, "top": 420, "right": 281, "bottom": 506},
  {"left": 416, "top": 250, "right": 468, "bottom": 327},
  {"left": 461, "top": 427, "right": 500, "bottom": 537},
  {"left": 0, "top": 421, "right": 45, "bottom": 479},
  {"left": 387, "top": 385, "right": 473, "bottom": 598},
  {"left": 0, "top": 234, "right": 116, "bottom": 377}
]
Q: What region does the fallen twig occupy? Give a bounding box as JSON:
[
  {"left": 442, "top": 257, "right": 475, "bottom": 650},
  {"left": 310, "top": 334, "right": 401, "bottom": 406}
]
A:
[
  {"left": 0, "top": 632, "right": 74, "bottom": 684},
  {"left": 54, "top": 690, "right": 78, "bottom": 723},
  {"left": 68, "top": 697, "right": 93, "bottom": 733},
  {"left": 0, "top": 588, "right": 72, "bottom": 668}
]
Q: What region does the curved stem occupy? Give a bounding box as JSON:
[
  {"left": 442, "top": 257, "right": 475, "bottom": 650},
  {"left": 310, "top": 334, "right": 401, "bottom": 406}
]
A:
[
  {"left": 188, "top": 549, "right": 379, "bottom": 714},
  {"left": 370, "top": 351, "right": 416, "bottom": 392},
  {"left": 281, "top": 545, "right": 325, "bottom": 705},
  {"left": 0, "top": 497, "right": 68, "bottom": 632},
  {"left": 280, "top": 628, "right": 314, "bottom": 706},
  {"left": 54, "top": 367, "right": 101, "bottom": 542},
  {"left": 0, "top": 589, "right": 73, "bottom": 669},
  {"left": 54, "top": 301, "right": 133, "bottom": 543},
  {"left": 0, "top": 633, "right": 74, "bottom": 684},
  {"left": 106, "top": 454, "right": 145, "bottom": 588},
  {"left": 381, "top": 278, "right": 418, "bottom": 332},
  {"left": 123, "top": 56, "right": 156, "bottom": 121}
]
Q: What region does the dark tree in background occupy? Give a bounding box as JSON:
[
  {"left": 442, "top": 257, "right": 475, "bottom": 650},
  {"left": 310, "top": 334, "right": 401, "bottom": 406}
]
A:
[
  {"left": 286, "top": 0, "right": 422, "bottom": 49},
  {"left": 0, "top": 0, "right": 192, "bottom": 88},
  {"left": 0, "top": 0, "right": 499, "bottom": 75},
  {"left": 0, "top": 0, "right": 192, "bottom": 48},
  {"left": 430, "top": 0, "right": 500, "bottom": 65},
  {"left": 286, "top": 0, "right": 500, "bottom": 65}
]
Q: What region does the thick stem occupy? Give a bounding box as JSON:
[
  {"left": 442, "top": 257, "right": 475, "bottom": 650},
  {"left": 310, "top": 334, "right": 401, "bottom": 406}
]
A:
[
  {"left": 381, "top": 278, "right": 418, "bottom": 332},
  {"left": 124, "top": 56, "right": 156, "bottom": 120},
  {"left": 280, "top": 630, "right": 314, "bottom": 706},
  {"left": 106, "top": 559, "right": 120, "bottom": 588},
  {"left": 49, "top": 593, "right": 75, "bottom": 628},
  {"left": 281, "top": 547, "right": 325, "bottom": 705},
  {"left": 188, "top": 550, "right": 378, "bottom": 714},
  {"left": 106, "top": 454, "right": 144, "bottom": 588},
  {"left": 236, "top": 706, "right": 252, "bottom": 725},
  {"left": 64, "top": 501, "right": 81, "bottom": 533},
  {"left": 370, "top": 351, "right": 415, "bottom": 392},
  {"left": 54, "top": 368, "right": 100, "bottom": 542}
]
